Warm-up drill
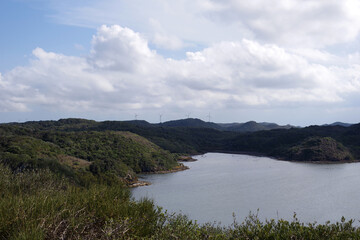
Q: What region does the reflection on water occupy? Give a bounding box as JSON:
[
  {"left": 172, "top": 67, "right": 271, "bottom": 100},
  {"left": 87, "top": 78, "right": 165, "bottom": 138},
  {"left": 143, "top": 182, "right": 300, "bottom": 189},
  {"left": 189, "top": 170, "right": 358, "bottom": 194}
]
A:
[{"left": 131, "top": 153, "right": 360, "bottom": 225}]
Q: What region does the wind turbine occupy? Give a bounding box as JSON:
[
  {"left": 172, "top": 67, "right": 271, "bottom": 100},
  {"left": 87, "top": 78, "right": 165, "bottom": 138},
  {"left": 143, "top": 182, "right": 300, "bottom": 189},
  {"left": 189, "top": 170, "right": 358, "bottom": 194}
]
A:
[
  {"left": 159, "top": 114, "right": 163, "bottom": 124},
  {"left": 206, "top": 112, "right": 211, "bottom": 122},
  {"left": 186, "top": 112, "right": 191, "bottom": 119},
  {"left": 134, "top": 113, "right": 138, "bottom": 120}
]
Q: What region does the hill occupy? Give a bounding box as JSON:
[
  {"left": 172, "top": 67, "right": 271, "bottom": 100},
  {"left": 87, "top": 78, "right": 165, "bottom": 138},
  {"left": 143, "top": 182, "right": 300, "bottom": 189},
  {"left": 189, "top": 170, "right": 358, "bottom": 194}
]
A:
[
  {"left": 286, "top": 136, "right": 353, "bottom": 162},
  {"left": 0, "top": 124, "right": 181, "bottom": 186},
  {"left": 159, "top": 118, "right": 223, "bottom": 129},
  {"left": 219, "top": 121, "right": 294, "bottom": 132},
  {"left": 322, "top": 122, "right": 354, "bottom": 127},
  {"left": 2, "top": 118, "right": 359, "bottom": 166},
  {"left": 226, "top": 124, "right": 360, "bottom": 162},
  {"left": 160, "top": 118, "right": 295, "bottom": 132}
]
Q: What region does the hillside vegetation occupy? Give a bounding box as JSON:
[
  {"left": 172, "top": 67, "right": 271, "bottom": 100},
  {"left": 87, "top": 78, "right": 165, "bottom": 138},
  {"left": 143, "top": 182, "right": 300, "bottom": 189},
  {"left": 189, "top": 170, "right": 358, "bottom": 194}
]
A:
[
  {"left": 0, "top": 124, "right": 180, "bottom": 186},
  {"left": 3, "top": 118, "right": 360, "bottom": 163}
]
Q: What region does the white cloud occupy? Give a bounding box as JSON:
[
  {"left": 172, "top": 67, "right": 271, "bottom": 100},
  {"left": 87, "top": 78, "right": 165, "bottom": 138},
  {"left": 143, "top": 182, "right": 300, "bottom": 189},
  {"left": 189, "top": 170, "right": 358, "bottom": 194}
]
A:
[
  {"left": 202, "top": 0, "right": 360, "bottom": 48},
  {"left": 149, "top": 18, "right": 186, "bottom": 50},
  {"left": 0, "top": 73, "right": 30, "bottom": 112},
  {"left": 44, "top": 0, "right": 360, "bottom": 50},
  {"left": 1, "top": 25, "right": 360, "bottom": 116},
  {"left": 89, "top": 25, "right": 156, "bottom": 71}
]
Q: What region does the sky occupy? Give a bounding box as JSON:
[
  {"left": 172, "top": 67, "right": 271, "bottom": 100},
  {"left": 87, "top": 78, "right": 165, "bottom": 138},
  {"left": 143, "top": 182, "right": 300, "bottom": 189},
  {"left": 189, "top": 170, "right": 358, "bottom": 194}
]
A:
[{"left": 1, "top": 0, "right": 360, "bottom": 126}]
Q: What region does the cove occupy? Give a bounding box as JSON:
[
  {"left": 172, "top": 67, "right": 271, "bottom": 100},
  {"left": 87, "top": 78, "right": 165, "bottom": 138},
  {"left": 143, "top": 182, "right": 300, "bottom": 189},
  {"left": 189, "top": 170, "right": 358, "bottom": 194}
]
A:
[{"left": 131, "top": 152, "right": 360, "bottom": 226}]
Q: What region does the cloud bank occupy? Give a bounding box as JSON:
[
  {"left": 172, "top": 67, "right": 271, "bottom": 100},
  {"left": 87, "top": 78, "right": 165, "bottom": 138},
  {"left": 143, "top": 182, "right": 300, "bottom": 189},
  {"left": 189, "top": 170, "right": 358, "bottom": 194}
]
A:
[{"left": 1, "top": 25, "right": 360, "bottom": 118}]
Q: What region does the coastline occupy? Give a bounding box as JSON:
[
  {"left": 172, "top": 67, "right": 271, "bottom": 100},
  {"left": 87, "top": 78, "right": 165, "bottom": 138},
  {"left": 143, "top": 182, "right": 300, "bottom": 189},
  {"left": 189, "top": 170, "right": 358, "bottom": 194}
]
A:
[
  {"left": 145, "top": 164, "right": 190, "bottom": 174},
  {"left": 128, "top": 180, "right": 151, "bottom": 188},
  {"left": 128, "top": 163, "right": 189, "bottom": 187},
  {"left": 128, "top": 151, "right": 359, "bottom": 188},
  {"left": 208, "top": 150, "right": 360, "bottom": 164},
  {"left": 178, "top": 155, "right": 198, "bottom": 162}
]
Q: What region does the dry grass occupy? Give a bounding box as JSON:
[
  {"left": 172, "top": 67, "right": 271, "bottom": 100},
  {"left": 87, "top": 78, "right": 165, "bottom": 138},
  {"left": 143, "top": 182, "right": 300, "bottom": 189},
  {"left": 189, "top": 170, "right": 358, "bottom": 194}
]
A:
[{"left": 57, "top": 154, "right": 91, "bottom": 169}]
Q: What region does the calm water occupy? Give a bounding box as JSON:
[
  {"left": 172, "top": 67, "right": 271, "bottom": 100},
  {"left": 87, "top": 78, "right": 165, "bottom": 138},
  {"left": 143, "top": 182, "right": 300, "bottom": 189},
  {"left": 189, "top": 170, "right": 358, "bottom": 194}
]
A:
[{"left": 131, "top": 153, "right": 360, "bottom": 225}]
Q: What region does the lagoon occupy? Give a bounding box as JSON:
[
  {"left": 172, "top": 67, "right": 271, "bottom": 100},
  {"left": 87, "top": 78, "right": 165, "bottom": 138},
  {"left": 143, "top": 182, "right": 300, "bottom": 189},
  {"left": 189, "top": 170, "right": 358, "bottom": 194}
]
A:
[{"left": 131, "top": 153, "right": 360, "bottom": 225}]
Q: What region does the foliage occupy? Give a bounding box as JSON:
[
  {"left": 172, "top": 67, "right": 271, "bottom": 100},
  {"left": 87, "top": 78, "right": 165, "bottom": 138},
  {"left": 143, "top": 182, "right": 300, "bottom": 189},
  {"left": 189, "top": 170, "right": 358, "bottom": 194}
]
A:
[
  {"left": 0, "top": 164, "right": 162, "bottom": 239},
  {"left": 227, "top": 125, "right": 360, "bottom": 161},
  {"left": 0, "top": 124, "right": 180, "bottom": 186},
  {"left": 286, "top": 137, "right": 353, "bottom": 162}
]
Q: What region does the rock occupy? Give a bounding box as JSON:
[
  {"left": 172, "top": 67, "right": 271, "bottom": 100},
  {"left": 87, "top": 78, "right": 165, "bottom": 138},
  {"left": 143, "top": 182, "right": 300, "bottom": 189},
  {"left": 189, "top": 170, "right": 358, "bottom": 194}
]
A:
[
  {"left": 178, "top": 155, "right": 197, "bottom": 162},
  {"left": 128, "top": 181, "right": 151, "bottom": 188}
]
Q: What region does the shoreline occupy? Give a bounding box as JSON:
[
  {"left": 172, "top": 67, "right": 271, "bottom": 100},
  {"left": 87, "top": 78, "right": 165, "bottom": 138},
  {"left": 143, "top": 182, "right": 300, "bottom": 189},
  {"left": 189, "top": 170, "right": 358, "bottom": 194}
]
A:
[
  {"left": 177, "top": 155, "right": 198, "bottom": 162},
  {"left": 128, "top": 180, "right": 151, "bottom": 188},
  {"left": 207, "top": 150, "right": 360, "bottom": 164},
  {"left": 129, "top": 163, "right": 189, "bottom": 187},
  {"left": 141, "top": 163, "right": 190, "bottom": 175},
  {"left": 129, "top": 151, "right": 360, "bottom": 188}
]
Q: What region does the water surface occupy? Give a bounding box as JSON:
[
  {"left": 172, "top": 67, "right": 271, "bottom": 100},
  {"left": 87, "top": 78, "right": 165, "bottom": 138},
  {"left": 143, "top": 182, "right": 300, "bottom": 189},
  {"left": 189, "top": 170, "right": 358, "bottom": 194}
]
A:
[{"left": 132, "top": 153, "right": 360, "bottom": 225}]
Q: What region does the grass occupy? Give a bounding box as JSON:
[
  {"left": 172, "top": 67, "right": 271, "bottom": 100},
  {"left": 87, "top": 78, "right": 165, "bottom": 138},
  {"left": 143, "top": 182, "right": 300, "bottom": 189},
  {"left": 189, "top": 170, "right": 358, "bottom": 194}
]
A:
[
  {"left": 0, "top": 165, "right": 161, "bottom": 239},
  {"left": 57, "top": 154, "right": 91, "bottom": 169}
]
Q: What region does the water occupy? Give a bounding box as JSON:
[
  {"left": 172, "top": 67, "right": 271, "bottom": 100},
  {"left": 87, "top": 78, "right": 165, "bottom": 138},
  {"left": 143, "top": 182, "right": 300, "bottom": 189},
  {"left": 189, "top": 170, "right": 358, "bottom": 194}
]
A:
[{"left": 131, "top": 153, "right": 360, "bottom": 225}]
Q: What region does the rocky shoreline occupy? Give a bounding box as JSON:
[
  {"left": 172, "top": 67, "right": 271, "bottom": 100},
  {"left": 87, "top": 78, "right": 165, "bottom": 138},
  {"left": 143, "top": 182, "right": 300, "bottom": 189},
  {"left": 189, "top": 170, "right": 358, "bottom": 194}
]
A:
[
  {"left": 143, "top": 163, "right": 190, "bottom": 174},
  {"left": 178, "top": 155, "right": 198, "bottom": 162},
  {"left": 128, "top": 163, "right": 190, "bottom": 187},
  {"left": 128, "top": 180, "right": 151, "bottom": 188}
]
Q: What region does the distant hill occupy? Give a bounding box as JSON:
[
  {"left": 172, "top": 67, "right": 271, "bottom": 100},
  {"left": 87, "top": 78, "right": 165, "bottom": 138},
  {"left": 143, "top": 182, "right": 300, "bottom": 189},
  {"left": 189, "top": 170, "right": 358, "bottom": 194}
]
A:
[
  {"left": 159, "top": 118, "right": 223, "bottom": 130},
  {"left": 122, "top": 120, "right": 153, "bottom": 127},
  {"left": 217, "top": 121, "right": 295, "bottom": 132},
  {"left": 322, "top": 122, "right": 353, "bottom": 127},
  {"left": 158, "top": 118, "right": 295, "bottom": 132}
]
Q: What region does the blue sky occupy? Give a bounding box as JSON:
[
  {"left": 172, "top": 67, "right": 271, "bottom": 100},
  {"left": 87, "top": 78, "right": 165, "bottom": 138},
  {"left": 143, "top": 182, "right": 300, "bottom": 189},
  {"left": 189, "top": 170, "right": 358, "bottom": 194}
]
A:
[
  {"left": 1, "top": 0, "right": 360, "bottom": 126},
  {"left": 0, "top": 1, "right": 93, "bottom": 72}
]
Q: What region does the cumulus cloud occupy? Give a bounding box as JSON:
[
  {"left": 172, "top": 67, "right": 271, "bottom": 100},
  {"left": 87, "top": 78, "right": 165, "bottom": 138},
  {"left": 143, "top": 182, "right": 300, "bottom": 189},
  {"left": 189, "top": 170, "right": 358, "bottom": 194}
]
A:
[
  {"left": 89, "top": 25, "right": 157, "bottom": 72},
  {"left": 1, "top": 25, "right": 360, "bottom": 115},
  {"left": 0, "top": 73, "right": 30, "bottom": 112},
  {"left": 202, "top": 0, "right": 360, "bottom": 48}
]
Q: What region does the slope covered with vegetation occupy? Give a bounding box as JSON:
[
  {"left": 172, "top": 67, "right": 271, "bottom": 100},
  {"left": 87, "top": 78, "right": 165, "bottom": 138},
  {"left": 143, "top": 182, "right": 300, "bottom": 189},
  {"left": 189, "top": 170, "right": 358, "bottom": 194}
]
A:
[
  {"left": 0, "top": 123, "right": 180, "bottom": 186},
  {"left": 226, "top": 124, "right": 360, "bottom": 162},
  {"left": 3, "top": 118, "right": 360, "bottom": 162}
]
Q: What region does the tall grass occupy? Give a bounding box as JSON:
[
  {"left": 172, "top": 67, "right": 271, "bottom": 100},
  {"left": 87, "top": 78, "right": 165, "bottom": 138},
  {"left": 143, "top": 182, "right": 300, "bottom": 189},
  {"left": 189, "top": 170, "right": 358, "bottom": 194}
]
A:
[{"left": 0, "top": 165, "right": 161, "bottom": 239}]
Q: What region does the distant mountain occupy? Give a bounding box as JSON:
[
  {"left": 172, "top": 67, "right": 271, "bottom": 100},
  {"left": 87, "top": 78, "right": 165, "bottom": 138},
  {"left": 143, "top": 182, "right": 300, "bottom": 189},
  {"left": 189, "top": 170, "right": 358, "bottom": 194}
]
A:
[
  {"left": 159, "top": 118, "right": 296, "bottom": 132},
  {"left": 159, "top": 118, "right": 222, "bottom": 130},
  {"left": 217, "top": 121, "right": 295, "bottom": 132},
  {"left": 322, "top": 122, "right": 353, "bottom": 127},
  {"left": 122, "top": 120, "right": 153, "bottom": 127}
]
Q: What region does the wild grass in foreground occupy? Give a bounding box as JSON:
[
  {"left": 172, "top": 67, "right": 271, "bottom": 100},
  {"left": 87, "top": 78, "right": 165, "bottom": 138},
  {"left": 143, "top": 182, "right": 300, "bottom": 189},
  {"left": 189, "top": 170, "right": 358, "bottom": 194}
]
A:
[{"left": 1, "top": 164, "right": 360, "bottom": 239}]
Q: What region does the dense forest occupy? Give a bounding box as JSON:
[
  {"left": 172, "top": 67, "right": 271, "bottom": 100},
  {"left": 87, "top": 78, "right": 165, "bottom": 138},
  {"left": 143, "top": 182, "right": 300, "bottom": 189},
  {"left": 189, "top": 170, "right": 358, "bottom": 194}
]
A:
[
  {"left": 1, "top": 118, "right": 360, "bottom": 239},
  {"left": 5, "top": 118, "right": 359, "bottom": 159},
  {"left": 0, "top": 121, "right": 183, "bottom": 187}
]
